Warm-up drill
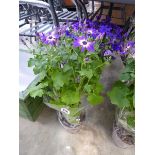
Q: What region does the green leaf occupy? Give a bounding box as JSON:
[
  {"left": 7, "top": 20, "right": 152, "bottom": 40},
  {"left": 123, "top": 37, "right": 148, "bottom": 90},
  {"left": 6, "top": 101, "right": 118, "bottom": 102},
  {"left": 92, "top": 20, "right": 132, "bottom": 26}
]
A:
[
  {"left": 28, "top": 82, "right": 48, "bottom": 98},
  {"left": 120, "top": 58, "right": 135, "bottom": 82},
  {"left": 84, "top": 84, "right": 92, "bottom": 93},
  {"left": 30, "top": 89, "right": 44, "bottom": 98},
  {"left": 127, "top": 116, "right": 135, "bottom": 128},
  {"left": 107, "top": 81, "right": 130, "bottom": 108},
  {"left": 79, "top": 69, "right": 93, "bottom": 79},
  {"left": 120, "top": 73, "right": 130, "bottom": 81},
  {"left": 52, "top": 71, "right": 71, "bottom": 90},
  {"left": 130, "top": 73, "right": 135, "bottom": 78},
  {"left": 52, "top": 71, "right": 70, "bottom": 90},
  {"left": 52, "top": 71, "right": 65, "bottom": 90},
  {"left": 38, "top": 71, "right": 46, "bottom": 81},
  {"left": 28, "top": 58, "right": 35, "bottom": 67},
  {"left": 87, "top": 93, "right": 104, "bottom": 105},
  {"left": 95, "top": 82, "right": 104, "bottom": 94},
  {"left": 33, "top": 67, "right": 40, "bottom": 74},
  {"left": 61, "top": 90, "right": 80, "bottom": 105},
  {"left": 63, "top": 64, "right": 72, "bottom": 72},
  {"left": 123, "top": 66, "right": 132, "bottom": 73},
  {"left": 91, "top": 60, "right": 103, "bottom": 69},
  {"left": 70, "top": 53, "right": 77, "bottom": 60}
]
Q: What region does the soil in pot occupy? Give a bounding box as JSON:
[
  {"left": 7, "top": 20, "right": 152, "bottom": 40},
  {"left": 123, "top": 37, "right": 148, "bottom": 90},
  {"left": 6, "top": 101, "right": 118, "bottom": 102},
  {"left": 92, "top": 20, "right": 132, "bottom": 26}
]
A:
[
  {"left": 57, "top": 111, "right": 85, "bottom": 133},
  {"left": 112, "top": 121, "right": 135, "bottom": 149}
]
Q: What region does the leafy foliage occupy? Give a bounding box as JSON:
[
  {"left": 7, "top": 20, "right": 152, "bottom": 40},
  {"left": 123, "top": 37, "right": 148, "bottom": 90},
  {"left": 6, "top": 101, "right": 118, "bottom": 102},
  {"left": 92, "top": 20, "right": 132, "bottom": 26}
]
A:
[
  {"left": 28, "top": 82, "right": 48, "bottom": 98},
  {"left": 61, "top": 90, "right": 80, "bottom": 105},
  {"left": 27, "top": 20, "right": 125, "bottom": 114},
  {"left": 107, "top": 58, "right": 135, "bottom": 127},
  {"left": 87, "top": 93, "right": 104, "bottom": 105},
  {"left": 120, "top": 58, "right": 135, "bottom": 82},
  {"left": 79, "top": 69, "right": 93, "bottom": 79},
  {"left": 127, "top": 116, "right": 135, "bottom": 128},
  {"left": 107, "top": 81, "right": 130, "bottom": 108}
]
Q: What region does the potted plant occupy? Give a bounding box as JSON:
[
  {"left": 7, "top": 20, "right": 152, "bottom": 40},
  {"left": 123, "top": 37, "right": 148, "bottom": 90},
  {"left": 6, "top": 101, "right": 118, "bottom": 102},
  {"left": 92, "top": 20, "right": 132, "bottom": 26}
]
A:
[
  {"left": 107, "top": 14, "right": 135, "bottom": 145},
  {"left": 107, "top": 41, "right": 135, "bottom": 148},
  {"left": 27, "top": 19, "right": 124, "bottom": 132}
]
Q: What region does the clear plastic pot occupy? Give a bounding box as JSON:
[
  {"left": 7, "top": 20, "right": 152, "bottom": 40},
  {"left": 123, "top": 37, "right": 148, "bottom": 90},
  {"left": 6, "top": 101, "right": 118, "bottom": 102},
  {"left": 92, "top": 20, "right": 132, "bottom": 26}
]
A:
[
  {"left": 115, "top": 108, "right": 135, "bottom": 135},
  {"left": 57, "top": 110, "right": 85, "bottom": 133},
  {"left": 112, "top": 108, "right": 135, "bottom": 148},
  {"left": 43, "top": 96, "right": 86, "bottom": 133},
  {"left": 112, "top": 121, "right": 134, "bottom": 149}
]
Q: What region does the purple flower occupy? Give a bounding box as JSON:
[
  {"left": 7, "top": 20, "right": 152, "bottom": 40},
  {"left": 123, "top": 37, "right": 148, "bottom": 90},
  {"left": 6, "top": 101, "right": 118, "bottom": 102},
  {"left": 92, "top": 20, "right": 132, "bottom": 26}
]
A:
[
  {"left": 37, "top": 32, "right": 46, "bottom": 42},
  {"left": 119, "top": 51, "right": 127, "bottom": 55},
  {"left": 73, "top": 36, "right": 95, "bottom": 52},
  {"left": 99, "top": 25, "right": 112, "bottom": 34},
  {"left": 104, "top": 50, "right": 112, "bottom": 56},
  {"left": 43, "top": 31, "right": 60, "bottom": 46},
  {"left": 121, "top": 41, "right": 135, "bottom": 55},
  {"left": 96, "top": 33, "right": 105, "bottom": 40},
  {"left": 112, "top": 43, "right": 122, "bottom": 51},
  {"left": 96, "top": 15, "right": 101, "bottom": 20},
  {"left": 58, "top": 25, "right": 68, "bottom": 35},
  {"left": 37, "top": 32, "right": 44, "bottom": 38},
  {"left": 84, "top": 57, "right": 89, "bottom": 62},
  {"left": 86, "top": 28, "right": 98, "bottom": 38},
  {"left": 65, "top": 30, "right": 71, "bottom": 37},
  {"left": 44, "top": 35, "right": 56, "bottom": 45},
  {"left": 50, "top": 31, "right": 60, "bottom": 39},
  {"left": 65, "top": 30, "right": 75, "bottom": 39},
  {"left": 72, "top": 22, "right": 81, "bottom": 31},
  {"left": 126, "top": 41, "right": 135, "bottom": 49},
  {"left": 87, "top": 28, "right": 96, "bottom": 35}
]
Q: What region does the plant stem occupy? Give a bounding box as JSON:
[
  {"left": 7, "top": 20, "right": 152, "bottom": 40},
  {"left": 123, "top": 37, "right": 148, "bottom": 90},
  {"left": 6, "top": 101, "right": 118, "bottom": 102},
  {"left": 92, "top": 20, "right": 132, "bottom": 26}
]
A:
[
  {"left": 78, "top": 77, "right": 85, "bottom": 91},
  {"left": 94, "top": 63, "right": 105, "bottom": 70}
]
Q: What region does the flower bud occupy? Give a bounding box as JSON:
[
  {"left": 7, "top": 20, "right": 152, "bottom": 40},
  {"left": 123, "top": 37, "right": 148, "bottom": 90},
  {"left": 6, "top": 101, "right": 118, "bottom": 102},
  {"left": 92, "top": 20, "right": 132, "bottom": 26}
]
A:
[
  {"left": 104, "top": 50, "right": 112, "bottom": 56},
  {"left": 84, "top": 57, "right": 89, "bottom": 62},
  {"left": 95, "top": 33, "right": 105, "bottom": 40}
]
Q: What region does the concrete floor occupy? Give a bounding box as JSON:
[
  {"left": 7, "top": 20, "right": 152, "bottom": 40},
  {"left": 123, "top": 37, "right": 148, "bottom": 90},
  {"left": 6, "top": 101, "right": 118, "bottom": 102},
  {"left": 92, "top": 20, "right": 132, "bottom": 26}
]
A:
[{"left": 19, "top": 57, "right": 135, "bottom": 155}]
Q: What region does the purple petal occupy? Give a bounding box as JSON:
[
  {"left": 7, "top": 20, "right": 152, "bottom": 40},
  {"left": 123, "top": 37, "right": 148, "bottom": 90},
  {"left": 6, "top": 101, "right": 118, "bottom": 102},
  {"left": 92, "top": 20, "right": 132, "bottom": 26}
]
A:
[
  {"left": 104, "top": 50, "right": 112, "bottom": 56},
  {"left": 81, "top": 46, "right": 85, "bottom": 52},
  {"left": 44, "top": 40, "right": 49, "bottom": 44},
  {"left": 85, "top": 57, "right": 89, "bottom": 61},
  {"left": 73, "top": 41, "right": 80, "bottom": 47},
  {"left": 120, "top": 51, "right": 127, "bottom": 55},
  {"left": 127, "top": 41, "right": 135, "bottom": 47},
  {"left": 77, "top": 36, "right": 85, "bottom": 41},
  {"left": 87, "top": 43, "right": 95, "bottom": 52}
]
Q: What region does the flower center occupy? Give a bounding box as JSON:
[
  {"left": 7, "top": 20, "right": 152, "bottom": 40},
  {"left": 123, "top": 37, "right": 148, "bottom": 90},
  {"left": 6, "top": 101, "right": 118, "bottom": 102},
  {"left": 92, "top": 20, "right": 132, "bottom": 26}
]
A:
[
  {"left": 88, "top": 30, "right": 92, "bottom": 34},
  {"left": 82, "top": 41, "right": 87, "bottom": 45},
  {"left": 48, "top": 36, "right": 53, "bottom": 39}
]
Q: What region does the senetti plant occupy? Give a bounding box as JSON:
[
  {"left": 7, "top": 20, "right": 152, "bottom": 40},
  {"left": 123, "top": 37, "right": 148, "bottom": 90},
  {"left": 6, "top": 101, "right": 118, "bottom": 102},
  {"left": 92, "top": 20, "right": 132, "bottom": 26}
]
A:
[
  {"left": 28, "top": 19, "right": 125, "bottom": 123},
  {"left": 108, "top": 44, "right": 135, "bottom": 130}
]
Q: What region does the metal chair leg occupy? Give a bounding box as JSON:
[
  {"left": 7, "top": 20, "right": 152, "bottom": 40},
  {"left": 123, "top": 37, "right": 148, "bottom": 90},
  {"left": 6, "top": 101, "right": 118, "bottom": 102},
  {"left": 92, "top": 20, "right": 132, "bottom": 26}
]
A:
[
  {"left": 73, "top": 0, "right": 83, "bottom": 21},
  {"left": 92, "top": 0, "right": 94, "bottom": 13},
  {"left": 48, "top": 0, "right": 59, "bottom": 27},
  {"left": 77, "top": 0, "right": 88, "bottom": 19},
  {"left": 108, "top": 3, "right": 114, "bottom": 18}
]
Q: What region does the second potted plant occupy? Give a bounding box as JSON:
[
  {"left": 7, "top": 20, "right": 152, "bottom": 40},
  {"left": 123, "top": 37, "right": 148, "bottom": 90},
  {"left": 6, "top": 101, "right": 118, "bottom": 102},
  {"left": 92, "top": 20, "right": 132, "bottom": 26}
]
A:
[{"left": 108, "top": 57, "right": 135, "bottom": 148}]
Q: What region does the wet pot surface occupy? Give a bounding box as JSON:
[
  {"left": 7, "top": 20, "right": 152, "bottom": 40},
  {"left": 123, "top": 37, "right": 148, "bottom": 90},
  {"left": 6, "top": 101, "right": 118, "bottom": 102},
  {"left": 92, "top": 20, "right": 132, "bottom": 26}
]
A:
[
  {"left": 57, "top": 111, "right": 85, "bottom": 133},
  {"left": 112, "top": 121, "right": 134, "bottom": 149}
]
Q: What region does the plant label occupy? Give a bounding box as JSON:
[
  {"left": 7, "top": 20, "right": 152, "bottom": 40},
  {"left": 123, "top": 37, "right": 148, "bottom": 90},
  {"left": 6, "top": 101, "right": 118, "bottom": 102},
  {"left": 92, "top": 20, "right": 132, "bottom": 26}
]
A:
[{"left": 61, "top": 108, "right": 70, "bottom": 115}]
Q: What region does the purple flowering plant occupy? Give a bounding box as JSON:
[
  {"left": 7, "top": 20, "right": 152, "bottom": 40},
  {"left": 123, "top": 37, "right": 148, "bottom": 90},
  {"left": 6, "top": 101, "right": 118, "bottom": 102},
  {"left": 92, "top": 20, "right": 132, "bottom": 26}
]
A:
[
  {"left": 27, "top": 19, "right": 132, "bottom": 122},
  {"left": 107, "top": 17, "right": 135, "bottom": 130},
  {"left": 107, "top": 57, "right": 135, "bottom": 130}
]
